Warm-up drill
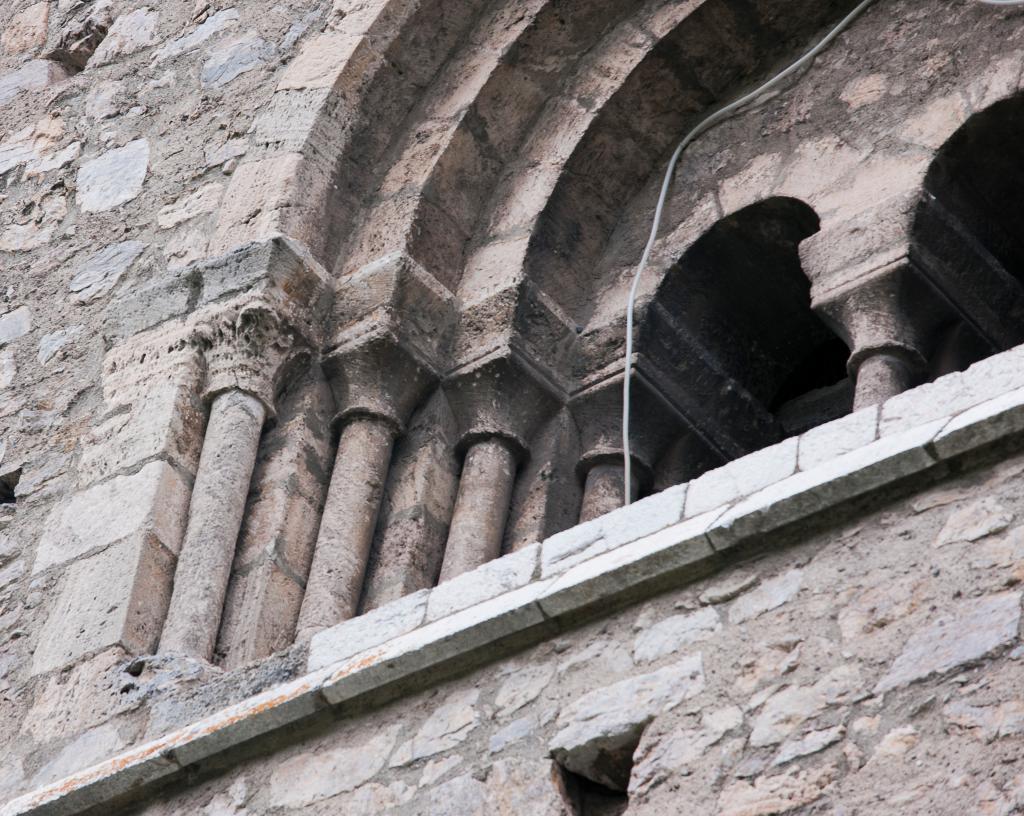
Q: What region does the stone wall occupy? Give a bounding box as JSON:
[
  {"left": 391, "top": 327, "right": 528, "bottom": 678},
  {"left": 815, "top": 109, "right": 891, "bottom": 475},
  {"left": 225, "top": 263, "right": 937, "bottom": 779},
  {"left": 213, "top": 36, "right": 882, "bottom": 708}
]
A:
[{"left": 3, "top": 0, "right": 1024, "bottom": 813}]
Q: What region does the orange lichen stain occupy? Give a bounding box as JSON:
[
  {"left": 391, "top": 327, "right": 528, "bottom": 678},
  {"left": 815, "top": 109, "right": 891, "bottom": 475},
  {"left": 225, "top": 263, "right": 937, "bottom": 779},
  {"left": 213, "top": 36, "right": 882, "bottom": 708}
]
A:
[{"left": 327, "top": 648, "right": 386, "bottom": 683}]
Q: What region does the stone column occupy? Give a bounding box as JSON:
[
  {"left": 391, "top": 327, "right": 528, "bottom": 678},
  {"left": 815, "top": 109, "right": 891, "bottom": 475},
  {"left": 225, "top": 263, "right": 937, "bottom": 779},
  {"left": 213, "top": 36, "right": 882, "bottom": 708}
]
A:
[
  {"left": 295, "top": 254, "right": 453, "bottom": 639},
  {"left": 440, "top": 352, "right": 561, "bottom": 582},
  {"left": 160, "top": 306, "right": 299, "bottom": 661},
  {"left": 438, "top": 436, "right": 519, "bottom": 581},
  {"left": 578, "top": 461, "right": 640, "bottom": 523}
]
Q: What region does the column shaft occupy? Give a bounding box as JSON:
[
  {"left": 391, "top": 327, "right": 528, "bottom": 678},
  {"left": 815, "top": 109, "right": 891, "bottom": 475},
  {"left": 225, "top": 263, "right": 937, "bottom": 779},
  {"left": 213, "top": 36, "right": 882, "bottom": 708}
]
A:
[
  {"left": 295, "top": 415, "right": 397, "bottom": 640},
  {"left": 439, "top": 438, "right": 517, "bottom": 582},
  {"left": 160, "top": 390, "right": 267, "bottom": 660},
  {"left": 578, "top": 462, "right": 640, "bottom": 523},
  {"left": 853, "top": 353, "right": 915, "bottom": 410}
]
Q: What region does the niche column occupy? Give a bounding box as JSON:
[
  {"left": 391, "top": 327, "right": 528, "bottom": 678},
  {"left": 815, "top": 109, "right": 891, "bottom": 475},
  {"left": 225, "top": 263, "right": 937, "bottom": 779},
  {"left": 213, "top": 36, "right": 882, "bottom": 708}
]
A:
[
  {"left": 295, "top": 255, "right": 453, "bottom": 640},
  {"left": 440, "top": 352, "right": 561, "bottom": 581},
  {"left": 159, "top": 236, "right": 331, "bottom": 662}
]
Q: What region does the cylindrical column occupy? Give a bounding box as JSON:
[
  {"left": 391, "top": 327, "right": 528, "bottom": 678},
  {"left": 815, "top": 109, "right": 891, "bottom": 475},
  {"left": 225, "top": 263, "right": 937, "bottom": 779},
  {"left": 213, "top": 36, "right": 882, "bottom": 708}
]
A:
[
  {"left": 438, "top": 437, "right": 518, "bottom": 582},
  {"left": 852, "top": 351, "right": 917, "bottom": 410},
  {"left": 295, "top": 414, "right": 397, "bottom": 641},
  {"left": 160, "top": 390, "right": 267, "bottom": 660},
  {"left": 578, "top": 461, "right": 640, "bottom": 523}
]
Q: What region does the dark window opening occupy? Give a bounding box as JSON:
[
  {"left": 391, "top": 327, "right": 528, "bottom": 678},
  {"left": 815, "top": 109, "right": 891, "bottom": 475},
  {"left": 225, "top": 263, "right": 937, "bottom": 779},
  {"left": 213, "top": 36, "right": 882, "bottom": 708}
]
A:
[{"left": 559, "top": 768, "right": 630, "bottom": 816}]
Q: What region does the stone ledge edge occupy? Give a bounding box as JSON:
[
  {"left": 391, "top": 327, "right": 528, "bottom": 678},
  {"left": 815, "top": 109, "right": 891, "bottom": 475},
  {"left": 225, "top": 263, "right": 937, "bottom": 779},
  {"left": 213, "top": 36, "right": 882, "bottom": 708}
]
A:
[{"left": 8, "top": 369, "right": 1024, "bottom": 814}]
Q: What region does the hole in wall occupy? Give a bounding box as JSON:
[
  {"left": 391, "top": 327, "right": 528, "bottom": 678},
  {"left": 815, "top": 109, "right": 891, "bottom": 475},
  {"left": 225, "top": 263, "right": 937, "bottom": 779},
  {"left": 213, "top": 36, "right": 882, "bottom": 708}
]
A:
[
  {"left": 45, "top": 2, "right": 113, "bottom": 74},
  {"left": 0, "top": 469, "right": 21, "bottom": 505},
  {"left": 560, "top": 768, "right": 630, "bottom": 816}
]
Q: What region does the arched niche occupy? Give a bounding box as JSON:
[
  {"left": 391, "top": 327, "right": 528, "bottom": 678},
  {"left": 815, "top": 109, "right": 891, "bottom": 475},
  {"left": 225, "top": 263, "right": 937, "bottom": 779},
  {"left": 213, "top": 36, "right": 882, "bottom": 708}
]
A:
[
  {"left": 643, "top": 197, "right": 851, "bottom": 483},
  {"left": 912, "top": 92, "right": 1024, "bottom": 377}
]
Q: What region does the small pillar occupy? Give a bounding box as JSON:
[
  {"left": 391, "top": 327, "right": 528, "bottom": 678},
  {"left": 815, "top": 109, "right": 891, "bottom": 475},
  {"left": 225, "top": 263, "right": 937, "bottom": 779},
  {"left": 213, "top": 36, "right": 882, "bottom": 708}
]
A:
[
  {"left": 441, "top": 352, "right": 560, "bottom": 582},
  {"left": 160, "top": 306, "right": 300, "bottom": 661},
  {"left": 578, "top": 460, "right": 641, "bottom": 523},
  {"left": 295, "top": 255, "right": 452, "bottom": 639}
]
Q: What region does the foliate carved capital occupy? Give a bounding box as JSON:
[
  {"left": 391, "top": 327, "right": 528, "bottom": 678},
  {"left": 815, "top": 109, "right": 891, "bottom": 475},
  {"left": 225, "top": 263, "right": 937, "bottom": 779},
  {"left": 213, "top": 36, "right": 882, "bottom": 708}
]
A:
[{"left": 194, "top": 302, "right": 307, "bottom": 422}]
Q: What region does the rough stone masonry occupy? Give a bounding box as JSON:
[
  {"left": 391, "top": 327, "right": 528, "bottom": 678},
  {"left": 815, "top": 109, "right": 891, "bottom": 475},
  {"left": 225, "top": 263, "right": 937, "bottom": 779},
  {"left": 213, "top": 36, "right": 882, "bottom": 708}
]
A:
[{"left": 3, "top": 0, "right": 1024, "bottom": 814}]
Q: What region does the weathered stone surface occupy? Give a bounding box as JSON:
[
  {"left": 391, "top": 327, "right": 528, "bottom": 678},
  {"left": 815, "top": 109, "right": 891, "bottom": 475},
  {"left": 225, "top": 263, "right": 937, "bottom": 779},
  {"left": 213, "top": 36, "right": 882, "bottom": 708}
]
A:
[
  {"left": 89, "top": 8, "right": 159, "bottom": 65},
  {"left": 69, "top": 241, "right": 147, "bottom": 303},
  {"left": 494, "top": 661, "right": 555, "bottom": 717},
  {"left": 201, "top": 34, "right": 275, "bottom": 88},
  {"left": 935, "top": 497, "right": 1013, "bottom": 547},
  {"left": 1, "top": 2, "right": 50, "bottom": 55},
  {"left": 630, "top": 705, "right": 743, "bottom": 793},
  {"left": 422, "top": 759, "right": 573, "bottom": 816},
  {"left": 686, "top": 438, "right": 797, "bottom": 518},
  {"left": 0, "top": 307, "right": 32, "bottom": 346},
  {"left": 0, "top": 60, "right": 66, "bottom": 107},
  {"left": 37, "top": 326, "right": 82, "bottom": 364},
  {"left": 267, "top": 725, "right": 400, "bottom": 809},
  {"left": 426, "top": 544, "right": 537, "bottom": 622},
  {"left": 729, "top": 569, "right": 803, "bottom": 624},
  {"left": 34, "top": 460, "right": 189, "bottom": 574},
  {"left": 772, "top": 724, "right": 845, "bottom": 766},
  {"left": 875, "top": 592, "right": 1022, "bottom": 693},
  {"left": 154, "top": 9, "right": 239, "bottom": 62},
  {"left": 32, "top": 535, "right": 177, "bottom": 675},
  {"left": 390, "top": 689, "right": 480, "bottom": 766},
  {"left": 798, "top": 407, "right": 878, "bottom": 471},
  {"left": 549, "top": 654, "right": 705, "bottom": 789},
  {"left": 157, "top": 183, "right": 223, "bottom": 229},
  {"left": 943, "top": 700, "right": 1024, "bottom": 742},
  {"left": 32, "top": 724, "right": 127, "bottom": 787},
  {"left": 633, "top": 606, "right": 720, "bottom": 663},
  {"left": 77, "top": 140, "right": 150, "bottom": 212},
  {"left": 750, "top": 665, "right": 862, "bottom": 747},
  {"left": 718, "top": 764, "right": 838, "bottom": 816},
  {"left": 932, "top": 385, "right": 1024, "bottom": 461},
  {"left": 700, "top": 571, "right": 759, "bottom": 605},
  {"left": 307, "top": 588, "right": 428, "bottom": 672}
]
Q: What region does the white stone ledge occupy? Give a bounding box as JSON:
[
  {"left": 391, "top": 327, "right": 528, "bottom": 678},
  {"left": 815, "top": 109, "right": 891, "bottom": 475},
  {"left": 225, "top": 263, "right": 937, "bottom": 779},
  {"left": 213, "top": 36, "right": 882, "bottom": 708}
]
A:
[{"left": 9, "top": 346, "right": 1024, "bottom": 815}]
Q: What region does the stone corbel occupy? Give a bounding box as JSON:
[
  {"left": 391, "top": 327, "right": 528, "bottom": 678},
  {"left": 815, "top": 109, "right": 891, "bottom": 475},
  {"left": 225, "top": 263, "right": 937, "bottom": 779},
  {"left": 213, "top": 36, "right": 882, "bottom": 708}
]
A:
[
  {"left": 159, "top": 237, "right": 330, "bottom": 662},
  {"left": 295, "top": 253, "right": 454, "bottom": 641}
]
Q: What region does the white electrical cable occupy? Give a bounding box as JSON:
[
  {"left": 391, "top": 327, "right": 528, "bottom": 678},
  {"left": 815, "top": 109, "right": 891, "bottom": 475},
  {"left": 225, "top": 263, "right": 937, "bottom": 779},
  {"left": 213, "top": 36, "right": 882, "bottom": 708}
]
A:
[
  {"left": 621, "top": 0, "right": 1024, "bottom": 507},
  {"left": 621, "top": 0, "right": 879, "bottom": 505}
]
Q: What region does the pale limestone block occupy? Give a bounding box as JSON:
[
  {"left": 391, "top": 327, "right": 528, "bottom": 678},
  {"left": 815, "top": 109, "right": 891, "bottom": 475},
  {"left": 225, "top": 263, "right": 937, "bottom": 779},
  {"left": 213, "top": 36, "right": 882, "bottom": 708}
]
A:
[
  {"left": 797, "top": 406, "right": 878, "bottom": 471},
  {"left": 549, "top": 654, "right": 706, "bottom": 790},
  {"left": 540, "top": 483, "right": 687, "bottom": 578},
  {"left": 307, "top": 589, "right": 428, "bottom": 671},
  {"left": 875, "top": 591, "right": 1022, "bottom": 693},
  {"left": 708, "top": 420, "right": 945, "bottom": 550},
  {"left": 34, "top": 461, "right": 189, "bottom": 574},
  {"left": 932, "top": 385, "right": 1024, "bottom": 461},
  {"left": 267, "top": 725, "right": 401, "bottom": 809},
  {"left": 717, "top": 764, "right": 838, "bottom": 816},
  {"left": 0, "top": 307, "right": 32, "bottom": 347},
  {"left": 538, "top": 511, "right": 721, "bottom": 620},
  {"left": 685, "top": 438, "right": 797, "bottom": 518},
  {"left": 156, "top": 183, "right": 224, "bottom": 229},
  {"left": 31, "top": 536, "right": 177, "bottom": 675},
  {"left": 0, "top": 60, "right": 67, "bottom": 108},
  {"left": 772, "top": 724, "right": 845, "bottom": 766},
  {"left": 32, "top": 725, "right": 126, "bottom": 787},
  {"left": 880, "top": 345, "right": 1024, "bottom": 437},
  {"left": 319, "top": 580, "right": 554, "bottom": 703},
  {"left": 494, "top": 661, "right": 555, "bottom": 717},
  {"left": 77, "top": 139, "right": 149, "bottom": 213},
  {"left": 201, "top": 33, "right": 274, "bottom": 88},
  {"left": 943, "top": 700, "right": 1024, "bottom": 742},
  {"left": 633, "top": 607, "right": 721, "bottom": 664},
  {"left": 728, "top": 569, "right": 803, "bottom": 625},
  {"left": 935, "top": 497, "right": 1013, "bottom": 547},
  {"left": 750, "top": 665, "right": 862, "bottom": 747},
  {"left": 426, "top": 544, "right": 537, "bottom": 622},
  {"left": 153, "top": 9, "right": 239, "bottom": 62},
  {"left": 1, "top": 2, "right": 50, "bottom": 55},
  {"left": 390, "top": 689, "right": 479, "bottom": 766},
  {"left": 418, "top": 755, "right": 463, "bottom": 788},
  {"left": 89, "top": 8, "right": 159, "bottom": 65}
]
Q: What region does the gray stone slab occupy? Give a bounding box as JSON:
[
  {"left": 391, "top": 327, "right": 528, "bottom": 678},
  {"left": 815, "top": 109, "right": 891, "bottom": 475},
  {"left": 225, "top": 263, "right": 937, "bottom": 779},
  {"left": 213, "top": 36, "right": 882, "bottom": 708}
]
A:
[
  {"left": 797, "top": 406, "right": 878, "bottom": 471},
  {"left": 308, "top": 589, "right": 429, "bottom": 672},
  {"left": 932, "top": 386, "right": 1024, "bottom": 461},
  {"left": 426, "top": 544, "right": 538, "bottom": 623},
  {"left": 538, "top": 510, "right": 723, "bottom": 620},
  {"left": 685, "top": 438, "right": 798, "bottom": 518},
  {"left": 708, "top": 420, "right": 945, "bottom": 551}
]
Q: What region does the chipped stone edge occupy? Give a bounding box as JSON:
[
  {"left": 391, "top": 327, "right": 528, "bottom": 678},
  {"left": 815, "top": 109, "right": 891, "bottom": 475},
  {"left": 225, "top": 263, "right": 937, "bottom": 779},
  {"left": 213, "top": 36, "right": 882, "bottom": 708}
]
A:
[{"left": 8, "top": 365, "right": 1024, "bottom": 814}]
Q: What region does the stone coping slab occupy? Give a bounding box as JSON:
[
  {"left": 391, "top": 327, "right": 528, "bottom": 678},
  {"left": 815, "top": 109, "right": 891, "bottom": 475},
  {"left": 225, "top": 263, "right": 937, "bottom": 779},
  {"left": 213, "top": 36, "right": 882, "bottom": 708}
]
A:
[{"left": 8, "top": 345, "right": 1024, "bottom": 815}]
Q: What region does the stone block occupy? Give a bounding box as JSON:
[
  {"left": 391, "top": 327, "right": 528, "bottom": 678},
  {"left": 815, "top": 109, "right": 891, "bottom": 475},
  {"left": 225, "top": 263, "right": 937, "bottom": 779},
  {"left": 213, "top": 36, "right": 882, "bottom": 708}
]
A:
[
  {"left": 797, "top": 406, "right": 878, "bottom": 471},
  {"left": 32, "top": 535, "right": 177, "bottom": 675},
  {"left": 320, "top": 581, "right": 554, "bottom": 705},
  {"left": 308, "top": 589, "right": 429, "bottom": 672},
  {"left": 932, "top": 386, "right": 1024, "bottom": 461},
  {"left": 425, "top": 544, "right": 537, "bottom": 622},
  {"left": 1, "top": 2, "right": 50, "bottom": 55},
  {"left": 538, "top": 511, "right": 722, "bottom": 620},
  {"left": 0, "top": 60, "right": 68, "bottom": 108},
  {"left": 708, "top": 421, "right": 945, "bottom": 551},
  {"left": 540, "top": 483, "right": 687, "bottom": 578},
  {"left": 34, "top": 461, "right": 190, "bottom": 574},
  {"left": 685, "top": 438, "right": 798, "bottom": 518},
  {"left": 0, "top": 307, "right": 31, "bottom": 347},
  {"left": 89, "top": 8, "right": 160, "bottom": 65},
  {"left": 879, "top": 344, "right": 1024, "bottom": 437},
  {"left": 875, "top": 591, "right": 1021, "bottom": 693},
  {"left": 76, "top": 140, "right": 150, "bottom": 213}
]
